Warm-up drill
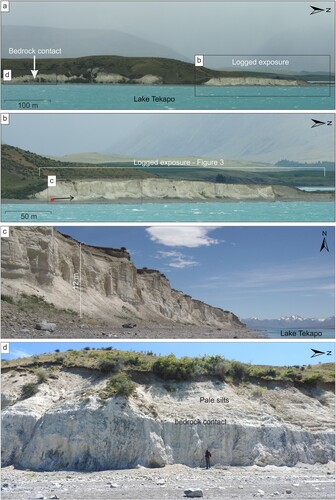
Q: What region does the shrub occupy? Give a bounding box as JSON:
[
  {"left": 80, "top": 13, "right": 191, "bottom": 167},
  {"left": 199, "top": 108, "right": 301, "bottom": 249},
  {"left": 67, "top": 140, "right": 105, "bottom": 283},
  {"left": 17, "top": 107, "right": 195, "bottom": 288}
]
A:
[
  {"left": 164, "top": 384, "right": 176, "bottom": 393},
  {"left": 128, "top": 355, "right": 141, "bottom": 366},
  {"left": 35, "top": 368, "right": 48, "bottom": 384},
  {"left": 98, "top": 359, "right": 121, "bottom": 373},
  {"left": 250, "top": 367, "right": 278, "bottom": 379},
  {"left": 262, "top": 368, "right": 277, "bottom": 378},
  {"left": 304, "top": 373, "right": 325, "bottom": 386},
  {"left": 21, "top": 383, "right": 39, "bottom": 399},
  {"left": 55, "top": 349, "right": 60, "bottom": 353},
  {"left": 252, "top": 388, "right": 263, "bottom": 398},
  {"left": 228, "top": 361, "right": 250, "bottom": 382},
  {"left": 1, "top": 294, "right": 14, "bottom": 304},
  {"left": 152, "top": 355, "right": 197, "bottom": 381},
  {"left": 284, "top": 369, "right": 298, "bottom": 381},
  {"left": 107, "top": 372, "right": 136, "bottom": 397},
  {"left": 213, "top": 361, "right": 229, "bottom": 381}
]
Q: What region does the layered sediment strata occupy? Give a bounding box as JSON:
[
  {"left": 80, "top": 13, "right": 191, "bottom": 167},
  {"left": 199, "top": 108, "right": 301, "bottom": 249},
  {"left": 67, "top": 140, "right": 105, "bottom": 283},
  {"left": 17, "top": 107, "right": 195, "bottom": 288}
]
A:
[
  {"left": 1, "top": 227, "right": 244, "bottom": 329},
  {"left": 204, "top": 77, "right": 306, "bottom": 86},
  {"left": 32, "top": 179, "right": 334, "bottom": 202},
  {"left": 1, "top": 370, "right": 334, "bottom": 470}
]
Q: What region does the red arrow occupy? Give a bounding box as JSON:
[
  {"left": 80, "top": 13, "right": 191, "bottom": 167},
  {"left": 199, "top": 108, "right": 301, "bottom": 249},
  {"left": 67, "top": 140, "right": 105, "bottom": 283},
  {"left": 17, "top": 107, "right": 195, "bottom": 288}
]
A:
[{"left": 50, "top": 195, "right": 74, "bottom": 202}]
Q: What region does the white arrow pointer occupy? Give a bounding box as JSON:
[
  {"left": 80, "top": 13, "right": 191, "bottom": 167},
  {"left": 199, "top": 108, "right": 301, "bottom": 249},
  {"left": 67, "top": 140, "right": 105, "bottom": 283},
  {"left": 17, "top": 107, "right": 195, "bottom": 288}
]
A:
[{"left": 31, "top": 55, "right": 38, "bottom": 79}]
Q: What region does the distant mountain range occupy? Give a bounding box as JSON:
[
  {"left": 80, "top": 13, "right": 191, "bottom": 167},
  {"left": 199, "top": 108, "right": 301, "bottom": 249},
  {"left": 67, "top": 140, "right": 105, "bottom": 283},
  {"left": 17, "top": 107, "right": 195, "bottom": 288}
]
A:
[
  {"left": 107, "top": 115, "right": 334, "bottom": 164},
  {"left": 2, "top": 26, "right": 187, "bottom": 61},
  {"left": 243, "top": 315, "right": 335, "bottom": 329}
]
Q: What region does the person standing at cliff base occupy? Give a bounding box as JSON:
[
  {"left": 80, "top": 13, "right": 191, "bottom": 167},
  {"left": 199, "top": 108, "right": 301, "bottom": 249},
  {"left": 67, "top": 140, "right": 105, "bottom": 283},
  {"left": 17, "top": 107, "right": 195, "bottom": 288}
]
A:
[{"left": 205, "top": 449, "right": 212, "bottom": 469}]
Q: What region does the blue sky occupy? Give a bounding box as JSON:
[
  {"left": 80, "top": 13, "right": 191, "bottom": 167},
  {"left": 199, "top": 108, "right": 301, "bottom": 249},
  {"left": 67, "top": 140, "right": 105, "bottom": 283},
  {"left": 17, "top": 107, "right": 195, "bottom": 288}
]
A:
[
  {"left": 2, "top": 341, "right": 334, "bottom": 367},
  {"left": 55, "top": 226, "right": 334, "bottom": 319}
]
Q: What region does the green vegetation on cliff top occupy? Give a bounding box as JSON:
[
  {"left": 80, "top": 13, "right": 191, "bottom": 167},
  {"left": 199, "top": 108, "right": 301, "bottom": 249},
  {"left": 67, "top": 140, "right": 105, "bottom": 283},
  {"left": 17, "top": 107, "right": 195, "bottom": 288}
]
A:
[
  {"left": 1, "top": 144, "right": 155, "bottom": 199},
  {"left": 2, "top": 348, "right": 334, "bottom": 389},
  {"left": 2, "top": 144, "right": 334, "bottom": 199},
  {"left": 2, "top": 55, "right": 327, "bottom": 84}
]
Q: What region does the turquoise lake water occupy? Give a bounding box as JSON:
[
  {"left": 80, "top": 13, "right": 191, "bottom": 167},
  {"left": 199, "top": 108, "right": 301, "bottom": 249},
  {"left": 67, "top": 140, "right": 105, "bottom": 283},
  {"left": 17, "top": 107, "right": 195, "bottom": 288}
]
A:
[
  {"left": 2, "top": 201, "right": 334, "bottom": 222},
  {"left": 2, "top": 84, "right": 334, "bottom": 110}
]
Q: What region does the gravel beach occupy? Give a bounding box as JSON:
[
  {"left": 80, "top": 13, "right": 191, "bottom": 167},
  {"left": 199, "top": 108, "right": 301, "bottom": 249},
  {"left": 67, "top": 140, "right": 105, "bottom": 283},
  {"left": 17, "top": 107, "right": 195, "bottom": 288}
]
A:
[
  {"left": 1, "top": 463, "right": 335, "bottom": 499},
  {"left": 1, "top": 301, "right": 263, "bottom": 339}
]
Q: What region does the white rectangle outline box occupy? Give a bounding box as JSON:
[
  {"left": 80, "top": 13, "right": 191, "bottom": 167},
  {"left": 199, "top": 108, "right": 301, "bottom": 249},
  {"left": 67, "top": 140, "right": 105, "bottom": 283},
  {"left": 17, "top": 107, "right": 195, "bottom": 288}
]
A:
[
  {"left": 194, "top": 54, "right": 332, "bottom": 98},
  {"left": 1, "top": 227, "right": 10, "bottom": 237}
]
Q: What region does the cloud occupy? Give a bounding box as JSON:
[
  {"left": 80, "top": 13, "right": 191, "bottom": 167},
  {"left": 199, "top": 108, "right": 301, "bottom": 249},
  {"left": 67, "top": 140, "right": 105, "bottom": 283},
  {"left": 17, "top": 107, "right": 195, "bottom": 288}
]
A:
[
  {"left": 146, "top": 227, "right": 220, "bottom": 248},
  {"left": 157, "top": 251, "right": 181, "bottom": 258},
  {"left": 157, "top": 250, "right": 198, "bottom": 269}
]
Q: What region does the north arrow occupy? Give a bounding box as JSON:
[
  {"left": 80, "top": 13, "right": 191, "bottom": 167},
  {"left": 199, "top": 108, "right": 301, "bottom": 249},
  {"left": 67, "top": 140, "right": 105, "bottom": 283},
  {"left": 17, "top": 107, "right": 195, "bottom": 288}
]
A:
[
  {"left": 311, "top": 348, "right": 325, "bottom": 358},
  {"left": 31, "top": 55, "right": 38, "bottom": 79},
  {"left": 50, "top": 195, "right": 74, "bottom": 202},
  {"left": 311, "top": 119, "right": 326, "bottom": 128},
  {"left": 310, "top": 5, "right": 325, "bottom": 15},
  {"left": 320, "top": 237, "right": 329, "bottom": 252}
]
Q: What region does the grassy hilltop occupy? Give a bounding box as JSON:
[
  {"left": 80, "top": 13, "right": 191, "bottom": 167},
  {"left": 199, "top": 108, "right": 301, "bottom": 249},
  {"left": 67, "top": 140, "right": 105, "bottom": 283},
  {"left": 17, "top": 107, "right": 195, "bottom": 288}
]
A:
[
  {"left": 2, "top": 55, "right": 330, "bottom": 84},
  {"left": 2, "top": 144, "right": 334, "bottom": 199},
  {"left": 1, "top": 144, "right": 155, "bottom": 199},
  {"left": 2, "top": 348, "right": 334, "bottom": 400}
]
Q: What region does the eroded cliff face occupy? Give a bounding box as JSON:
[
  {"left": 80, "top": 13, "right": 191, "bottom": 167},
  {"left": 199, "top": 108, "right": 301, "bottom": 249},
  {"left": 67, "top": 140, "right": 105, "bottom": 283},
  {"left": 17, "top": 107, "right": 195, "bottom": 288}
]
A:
[
  {"left": 32, "top": 179, "right": 321, "bottom": 202},
  {"left": 1, "top": 227, "right": 244, "bottom": 329},
  {"left": 204, "top": 77, "right": 306, "bottom": 86},
  {"left": 1, "top": 368, "right": 334, "bottom": 470}
]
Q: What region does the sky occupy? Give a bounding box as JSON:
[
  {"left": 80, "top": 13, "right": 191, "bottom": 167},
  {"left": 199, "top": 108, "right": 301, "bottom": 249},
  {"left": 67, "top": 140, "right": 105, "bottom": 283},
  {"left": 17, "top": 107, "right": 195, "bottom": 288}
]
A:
[
  {"left": 2, "top": 114, "right": 145, "bottom": 156},
  {"left": 3, "top": 2, "right": 334, "bottom": 72},
  {"left": 2, "top": 114, "right": 334, "bottom": 163},
  {"left": 2, "top": 341, "right": 334, "bottom": 367},
  {"left": 54, "top": 226, "right": 335, "bottom": 318}
]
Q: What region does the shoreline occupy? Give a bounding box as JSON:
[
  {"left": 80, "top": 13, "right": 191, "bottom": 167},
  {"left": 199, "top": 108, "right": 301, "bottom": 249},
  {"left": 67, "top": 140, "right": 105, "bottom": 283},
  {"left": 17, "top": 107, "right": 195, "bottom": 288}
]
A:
[
  {"left": 26, "top": 179, "right": 336, "bottom": 203},
  {"left": 2, "top": 81, "right": 333, "bottom": 86},
  {"left": 3, "top": 195, "right": 334, "bottom": 204},
  {"left": 1, "top": 324, "right": 264, "bottom": 340}
]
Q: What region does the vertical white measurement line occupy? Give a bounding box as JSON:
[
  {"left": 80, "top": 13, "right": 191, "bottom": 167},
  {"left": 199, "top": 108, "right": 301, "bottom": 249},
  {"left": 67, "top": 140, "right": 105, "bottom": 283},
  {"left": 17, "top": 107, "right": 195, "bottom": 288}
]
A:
[
  {"left": 79, "top": 243, "right": 82, "bottom": 319},
  {"left": 51, "top": 226, "right": 54, "bottom": 270}
]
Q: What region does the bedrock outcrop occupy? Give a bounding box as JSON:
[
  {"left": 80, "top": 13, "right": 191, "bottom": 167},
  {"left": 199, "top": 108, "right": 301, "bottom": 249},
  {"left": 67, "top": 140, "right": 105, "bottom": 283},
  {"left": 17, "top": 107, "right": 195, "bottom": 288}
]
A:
[
  {"left": 204, "top": 77, "right": 306, "bottom": 86},
  {"left": 1, "top": 227, "right": 244, "bottom": 328},
  {"left": 1, "top": 370, "right": 334, "bottom": 471}
]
